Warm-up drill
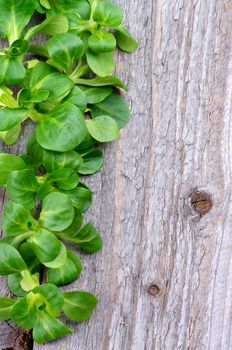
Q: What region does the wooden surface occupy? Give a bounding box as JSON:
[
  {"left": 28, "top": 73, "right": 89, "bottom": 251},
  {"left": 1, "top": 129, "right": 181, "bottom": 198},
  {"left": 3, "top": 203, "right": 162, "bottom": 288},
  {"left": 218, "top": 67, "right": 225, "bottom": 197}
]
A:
[{"left": 1, "top": 0, "right": 232, "bottom": 349}]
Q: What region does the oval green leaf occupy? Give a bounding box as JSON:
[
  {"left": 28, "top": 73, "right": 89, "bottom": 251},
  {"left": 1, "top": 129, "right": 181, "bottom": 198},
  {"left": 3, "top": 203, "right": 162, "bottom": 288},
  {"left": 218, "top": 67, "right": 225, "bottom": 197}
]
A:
[
  {"left": 86, "top": 115, "right": 119, "bottom": 142},
  {"left": 86, "top": 51, "right": 115, "bottom": 77},
  {"left": 47, "top": 33, "right": 83, "bottom": 74},
  {"left": 29, "top": 229, "right": 67, "bottom": 268},
  {"left": 39, "top": 192, "right": 75, "bottom": 232},
  {"left": 0, "top": 153, "right": 25, "bottom": 186},
  {"left": 10, "top": 295, "right": 39, "bottom": 329},
  {"left": 63, "top": 291, "right": 97, "bottom": 322},
  {"left": 64, "top": 185, "right": 92, "bottom": 212},
  {"left": 3, "top": 201, "right": 35, "bottom": 234},
  {"left": 63, "top": 86, "right": 87, "bottom": 112},
  {"left": 77, "top": 149, "right": 104, "bottom": 175},
  {"left": 0, "top": 108, "right": 27, "bottom": 132},
  {"left": 32, "top": 310, "right": 72, "bottom": 344},
  {"left": 88, "top": 30, "right": 116, "bottom": 53},
  {"left": 36, "top": 103, "right": 87, "bottom": 152},
  {"left": 60, "top": 222, "right": 103, "bottom": 253},
  {"left": 7, "top": 169, "right": 39, "bottom": 209},
  {"left": 43, "top": 149, "right": 83, "bottom": 172},
  {"left": 48, "top": 169, "right": 80, "bottom": 190},
  {"left": 93, "top": 1, "right": 123, "bottom": 28},
  {"left": 47, "top": 250, "right": 82, "bottom": 286},
  {"left": 90, "top": 92, "right": 130, "bottom": 128},
  {"left": 115, "top": 25, "right": 138, "bottom": 53},
  {"left": 24, "top": 62, "right": 74, "bottom": 101},
  {"left": 0, "top": 243, "right": 27, "bottom": 274},
  {"left": 0, "top": 56, "right": 25, "bottom": 85},
  {"left": 0, "top": 297, "right": 15, "bottom": 320},
  {"left": 80, "top": 85, "right": 112, "bottom": 104}
]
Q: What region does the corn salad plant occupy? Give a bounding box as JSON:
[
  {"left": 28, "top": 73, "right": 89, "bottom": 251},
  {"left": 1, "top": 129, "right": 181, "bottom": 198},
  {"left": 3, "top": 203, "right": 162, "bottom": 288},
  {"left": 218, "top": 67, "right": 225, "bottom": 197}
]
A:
[{"left": 0, "top": 0, "right": 137, "bottom": 344}]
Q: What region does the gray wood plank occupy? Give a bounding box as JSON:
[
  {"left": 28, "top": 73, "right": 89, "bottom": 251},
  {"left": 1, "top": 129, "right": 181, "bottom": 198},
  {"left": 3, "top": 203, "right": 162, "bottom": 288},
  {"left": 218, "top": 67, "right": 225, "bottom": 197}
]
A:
[{"left": 1, "top": 0, "right": 232, "bottom": 349}]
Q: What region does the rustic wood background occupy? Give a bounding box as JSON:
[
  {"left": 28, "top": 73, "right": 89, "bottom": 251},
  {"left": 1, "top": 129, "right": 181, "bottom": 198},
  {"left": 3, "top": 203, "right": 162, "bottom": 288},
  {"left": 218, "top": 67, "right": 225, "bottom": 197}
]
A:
[{"left": 1, "top": 0, "right": 232, "bottom": 349}]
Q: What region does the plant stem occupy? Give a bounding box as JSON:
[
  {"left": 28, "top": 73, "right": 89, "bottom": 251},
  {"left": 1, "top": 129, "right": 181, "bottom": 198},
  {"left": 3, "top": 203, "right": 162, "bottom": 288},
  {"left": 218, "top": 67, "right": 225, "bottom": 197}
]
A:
[
  {"left": 70, "top": 65, "right": 91, "bottom": 82},
  {"left": 12, "top": 231, "right": 34, "bottom": 248},
  {"left": 20, "top": 270, "right": 39, "bottom": 291},
  {"left": 0, "top": 87, "right": 18, "bottom": 108}
]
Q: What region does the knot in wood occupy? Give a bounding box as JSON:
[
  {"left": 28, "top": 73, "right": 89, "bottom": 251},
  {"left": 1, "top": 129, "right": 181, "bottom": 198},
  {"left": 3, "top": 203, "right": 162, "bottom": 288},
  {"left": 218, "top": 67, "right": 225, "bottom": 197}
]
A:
[
  {"left": 190, "top": 191, "right": 212, "bottom": 214},
  {"left": 148, "top": 285, "right": 160, "bottom": 296}
]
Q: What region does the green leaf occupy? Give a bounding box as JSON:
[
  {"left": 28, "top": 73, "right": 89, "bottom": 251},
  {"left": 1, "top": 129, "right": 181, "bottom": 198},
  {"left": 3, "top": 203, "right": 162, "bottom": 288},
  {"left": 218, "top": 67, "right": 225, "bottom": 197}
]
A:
[
  {"left": 0, "top": 86, "right": 17, "bottom": 107},
  {"left": 48, "top": 169, "right": 79, "bottom": 190},
  {"left": 8, "top": 273, "right": 27, "bottom": 297},
  {"left": 19, "top": 242, "right": 40, "bottom": 273},
  {"left": 20, "top": 270, "right": 40, "bottom": 292},
  {"left": 7, "top": 169, "right": 39, "bottom": 209},
  {"left": 39, "top": 0, "right": 51, "bottom": 9},
  {"left": 37, "top": 181, "right": 55, "bottom": 200},
  {"left": 18, "top": 88, "right": 50, "bottom": 105},
  {"left": 90, "top": 92, "right": 130, "bottom": 128},
  {"left": 28, "top": 44, "right": 49, "bottom": 58},
  {"left": 73, "top": 222, "right": 103, "bottom": 253},
  {"left": 86, "top": 51, "right": 115, "bottom": 77},
  {"left": 39, "top": 192, "right": 75, "bottom": 231},
  {"left": 33, "top": 284, "right": 64, "bottom": 317},
  {"left": 61, "top": 222, "right": 103, "bottom": 253},
  {"left": 47, "top": 250, "right": 82, "bottom": 286},
  {"left": 29, "top": 229, "right": 67, "bottom": 268},
  {"left": 88, "top": 30, "right": 116, "bottom": 53},
  {"left": 25, "top": 14, "right": 69, "bottom": 40},
  {"left": 76, "top": 133, "right": 96, "bottom": 153},
  {"left": 63, "top": 291, "right": 97, "bottom": 322},
  {"left": 64, "top": 185, "right": 92, "bottom": 212},
  {"left": 63, "top": 86, "right": 87, "bottom": 112},
  {"left": 24, "top": 62, "right": 74, "bottom": 102},
  {"left": 78, "top": 149, "right": 104, "bottom": 175},
  {"left": 32, "top": 310, "right": 72, "bottom": 344},
  {"left": 93, "top": 1, "right": 123, "bottom": 28},
  {"left": 0, "top": 0, "right": 35, "bottom": 44},
  {"left": 0, "top": 297, "right": 15, "bottom": 320},
  {"left": 47, "top": 33, "right": 83, "bottom": 74},
  {"left": 10, "top": 294, "right": 39, "bottom": 329},
  {"left": 2, "top": 201, "right": 35, "bottom": 234},
  {"left": 0, "top": 56, "right": 25, "bottom": 85},
  {"left": 0, "top": 243, "right": 27, "bottom": 274},
  {"left": 80, "top": 85, "right": 112, "bottom": 104},
  {"left": 0, "top": 124, "right": 21, "bottom": 145},
  {"left": 10, "top": 40, "right": 29, "bottom": 57},
  {"left": 86, "top": 115, "right": 119, "bottom": 142},
  {"left": 74, "top": 76, "right": 126, "bottom": 89},
  {"left": 0, "top": 108, "right": 27, "bottom": 132},
  {"left": 36, "top": 1, "right": 49, "bottom": 12},
  {"left": 36, "top": 103, "right": 87, "bottom": 152},
  {"left": 26, "top": 132, "right": 44, "bottom": 167},
  {"left": 115, "top": 25, "right": 138, "bottom": 52},
  {"left": 68, "top": 15, "right": 96, "bottom": 35},
  {"left": 76, "top": 132, "right": 95, "bottom": 150},
  {"left": 61, "top": 209, "right": 83, "bottom": 236},
  {"left": 19, "top": 155, "right": 37, "bottom": 169},
  {"left": 43, "top": 149, "right": 83, "bottom": 172},
  {"left": 0, "top": 235, "right": 17, "bottom": 245},
  {"left": 46, "top": 0, "right": 91, "bottom": 20},
  {"left": 0, "top": 153, "right": 25, "bottom": 186}
]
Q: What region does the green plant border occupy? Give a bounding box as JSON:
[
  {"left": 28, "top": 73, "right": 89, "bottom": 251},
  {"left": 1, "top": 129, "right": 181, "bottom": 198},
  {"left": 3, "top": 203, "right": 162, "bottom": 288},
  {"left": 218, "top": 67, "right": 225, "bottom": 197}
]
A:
[{"left": 0, "top": 0, "right": 137, "bottom": 344}]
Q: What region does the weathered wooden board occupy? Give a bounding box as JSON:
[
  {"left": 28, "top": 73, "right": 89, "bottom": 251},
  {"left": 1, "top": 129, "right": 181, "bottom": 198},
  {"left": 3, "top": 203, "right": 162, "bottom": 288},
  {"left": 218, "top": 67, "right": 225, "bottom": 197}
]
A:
[{"left": 1, "top": 0, "right": 232, "bottom": 349}]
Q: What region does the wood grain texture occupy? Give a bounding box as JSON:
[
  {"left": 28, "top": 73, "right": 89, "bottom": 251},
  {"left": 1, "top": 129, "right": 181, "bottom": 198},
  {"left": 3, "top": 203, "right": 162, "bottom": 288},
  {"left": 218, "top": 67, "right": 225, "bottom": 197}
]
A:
[{"left": 1, "top": 0, "right": 232, "bottom": 349}]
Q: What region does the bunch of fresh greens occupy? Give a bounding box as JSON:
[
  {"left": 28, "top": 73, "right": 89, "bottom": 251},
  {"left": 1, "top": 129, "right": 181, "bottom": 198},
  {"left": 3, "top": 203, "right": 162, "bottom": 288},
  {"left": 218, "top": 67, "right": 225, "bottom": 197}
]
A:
[{"left": 0, "top": 0, "right": 137, "bottom": 344}]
